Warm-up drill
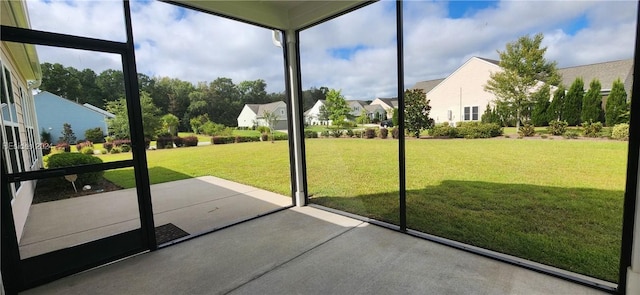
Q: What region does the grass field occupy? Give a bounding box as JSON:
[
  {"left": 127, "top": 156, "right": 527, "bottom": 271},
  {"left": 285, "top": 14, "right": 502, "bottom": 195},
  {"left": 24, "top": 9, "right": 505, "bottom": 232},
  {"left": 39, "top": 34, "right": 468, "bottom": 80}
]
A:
[{"left": 97, "top": 137, "right": 627, "bottom": 282}]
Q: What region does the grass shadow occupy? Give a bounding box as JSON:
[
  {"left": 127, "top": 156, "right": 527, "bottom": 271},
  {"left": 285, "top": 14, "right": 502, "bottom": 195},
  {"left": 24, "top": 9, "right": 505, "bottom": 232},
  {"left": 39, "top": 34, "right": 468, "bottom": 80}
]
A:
[{"left": 311, "top": 180, "right": 623, "bottom": 283}]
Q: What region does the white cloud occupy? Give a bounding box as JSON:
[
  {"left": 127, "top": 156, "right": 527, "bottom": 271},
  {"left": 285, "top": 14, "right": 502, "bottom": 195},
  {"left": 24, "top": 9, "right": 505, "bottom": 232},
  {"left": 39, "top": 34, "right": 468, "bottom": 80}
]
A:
[{"left": 25, "top": 0, "right": 639, "bottom": 101}]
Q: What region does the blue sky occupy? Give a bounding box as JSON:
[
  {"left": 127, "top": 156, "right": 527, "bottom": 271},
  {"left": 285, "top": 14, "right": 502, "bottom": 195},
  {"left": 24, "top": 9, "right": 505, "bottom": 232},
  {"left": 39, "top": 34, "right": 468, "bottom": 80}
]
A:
[{"left": 26, "top": 0, "right": 638, "bottom": 100}]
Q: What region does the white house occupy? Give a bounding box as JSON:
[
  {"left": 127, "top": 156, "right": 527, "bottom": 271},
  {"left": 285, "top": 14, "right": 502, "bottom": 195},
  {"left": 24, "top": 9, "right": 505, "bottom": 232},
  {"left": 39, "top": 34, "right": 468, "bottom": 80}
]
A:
[
  {"left": 370, "top": 97, "right": 399, "bottom": 119},
  {"left": 237, "top": 101, "right": 287, "bottom": 130},
  {"left": 1, "top": 0, "right": 43, "bottom": 240},
  {"left": 34, "top": 91, "right": 114, "bottom": 142},
  {"left": 412, "top": 56, "right": 634, "bottom": 126},
  {"left": 303, "top": 99, "right": 329, "bottom": 125}
]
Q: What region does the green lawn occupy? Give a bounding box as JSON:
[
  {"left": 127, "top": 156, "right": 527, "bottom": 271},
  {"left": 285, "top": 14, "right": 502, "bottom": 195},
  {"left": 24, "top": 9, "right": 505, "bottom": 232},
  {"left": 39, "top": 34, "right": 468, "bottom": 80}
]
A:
[{"left": 97, "top": 138, "right": 627, "bottom": 282}]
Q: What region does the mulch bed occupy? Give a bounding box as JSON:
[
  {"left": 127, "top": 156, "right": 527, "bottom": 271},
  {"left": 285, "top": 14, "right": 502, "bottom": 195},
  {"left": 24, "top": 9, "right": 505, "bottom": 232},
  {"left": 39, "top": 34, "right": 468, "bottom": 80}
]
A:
[{"left": 32, "top": 177, "right": 123, "bottom": 204}]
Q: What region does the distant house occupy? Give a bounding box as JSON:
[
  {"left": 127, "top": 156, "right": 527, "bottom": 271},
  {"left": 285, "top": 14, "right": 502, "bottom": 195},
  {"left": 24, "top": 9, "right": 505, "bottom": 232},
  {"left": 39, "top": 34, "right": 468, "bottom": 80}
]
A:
[
  {"left": 348, "top": 100, "right": 368, "bottom": 118},
  {"left": 1, "top": 0, "right": 42, "bottom": 240},
  {"left": 237, "top": 101, "right": 287, "bottom": 130},
  {"left": 303, "top": 100, "right": 329, "bottom": 125},
  {"left": 412, "top": 56, "right": 634, "bottom": 125},
  {"left": 34, "top": 91, "right": 114, "bottom": 142},
  {"left": 370, "top": 97, "right": 399, "bottom": 119}
]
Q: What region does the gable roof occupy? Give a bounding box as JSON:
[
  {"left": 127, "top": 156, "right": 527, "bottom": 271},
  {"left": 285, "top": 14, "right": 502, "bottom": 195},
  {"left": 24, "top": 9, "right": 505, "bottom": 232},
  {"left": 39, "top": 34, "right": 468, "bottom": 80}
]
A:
[
  {"left": 83, "top": 103, "right": 115, "bottom": 118},
  {"left": 412, "top": 78, "right": 445, "bottom": 93},
  {"left": 245, "top": 101, "right": 286, "bottom": 117},
  {"left": 558, "top": 58, "right": 633, "bottom": 91},
  {"left": 348, "top": 100, "right": 368, "bottom": 107},
  {"left": 373, "top": 97, "right": 399, "bottom": 108}
]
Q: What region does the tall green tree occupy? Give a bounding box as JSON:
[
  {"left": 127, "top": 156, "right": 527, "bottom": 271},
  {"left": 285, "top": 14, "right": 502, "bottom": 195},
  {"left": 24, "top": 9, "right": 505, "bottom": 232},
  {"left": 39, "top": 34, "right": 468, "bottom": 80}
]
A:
[
  {"left": 96, "top": 69, "right": 125, "bottom": 103},
  {"left": 530, "top": 84, "right": 551, "bottom": 126},
  {"left": 238, "top": 79, "right": 268, "bottom": 104},
  {"left": 39, "top": 62, "right": 81, "bottom": 102},
  {"left": 548, "top": 85, "right": 566, "bottom": 121},
  {"left": 481, "top": 103, "right": 500, "bottom": 124},
  {"left": 564, "top": 78, "right": 584, "bottom": 125},
  {"left": 404, "top": 89, "right": 433, "bottom": 138},
  {"left": 105, "top": 92, "right": 162, "bottom": 139},
  {"left": 161, "top": 114, "right": 180, "bottom": 136},
  {"left": 324, "top": 89, "right": 350, "bottom": 126},
  {"left": 605, "top": 79, "right": 628, "bottom": 126},
  {"left": 484, "top": 33, "right": 560, "bottom": 129},
  {"left": 581, "top": 79, "right": 603, "bottom": 123}
]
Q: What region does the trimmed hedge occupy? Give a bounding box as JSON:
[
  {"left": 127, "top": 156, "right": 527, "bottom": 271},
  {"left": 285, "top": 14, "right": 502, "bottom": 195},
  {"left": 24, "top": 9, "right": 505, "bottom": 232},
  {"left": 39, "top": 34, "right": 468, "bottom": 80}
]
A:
[
  {"left": 182, "top": 136, "right": 199, "bottom": 146},
  {"left": 46, "top": 152, "right": 104, "bottom": 186},
  {"left": 430, "top": 122, "right": 502, "bottom": 139}
]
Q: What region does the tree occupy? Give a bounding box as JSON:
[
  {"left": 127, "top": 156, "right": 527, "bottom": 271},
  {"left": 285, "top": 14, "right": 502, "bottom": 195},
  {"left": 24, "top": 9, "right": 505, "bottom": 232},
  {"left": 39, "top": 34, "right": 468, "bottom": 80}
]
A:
[
  {"left": 605, "top": 78, "right": 628, "bottom": 126},
  {"left": 548, "top": 85, "right": 566, "bottom": 121},
  {"left": 484, "top": 33, "right": 560, "bottom": 130},
  {"left": 324, "top": 89, "right": 350, "bottom": 126},
  {"left": 391, "top": 108, "right": 399, "bottom": 126},
  {"left": 356, "top": 109, "right": 370, "bottom": 124},
  {"left": 581, "top": 79, "right": 603, "bottom": 123},
  {"left": 318, "top": 105, "right": 330, "bottom": 124},
  {"left": 404, "top": 89, "right": 434, "bottom": 138},
  {"left": 481, "top": 103, "right": 500, "bottom": 124},
  {"left": 162, "top": 114, "right": 180, "bottom": 136},
  {"left": 39, "top": 63, "right": 81, "bottom": 102},
  {"left": 564, "top": 78, "right": 584, "bottom": 125},
  {"left": 105, "top": 92, "right": 162, "bottom": 139},
  {"left": 261, "top": 110, "right": 279, "bottom": 143},
  {"left": 530, "top": 84, "right": 551, "bottom": 126},
  {"left": 96, "top": 69, "right": 125, "bottom": 103},
  {"left": 59, "top": 123, "right": 77, "bottom": 144}
]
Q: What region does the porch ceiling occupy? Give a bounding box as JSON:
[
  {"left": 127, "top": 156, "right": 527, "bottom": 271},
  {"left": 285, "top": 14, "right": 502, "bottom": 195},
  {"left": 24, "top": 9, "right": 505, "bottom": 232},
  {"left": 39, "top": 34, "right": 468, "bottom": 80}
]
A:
[{"left": 169, "top": 0, "right": 370, "bottom": 30}]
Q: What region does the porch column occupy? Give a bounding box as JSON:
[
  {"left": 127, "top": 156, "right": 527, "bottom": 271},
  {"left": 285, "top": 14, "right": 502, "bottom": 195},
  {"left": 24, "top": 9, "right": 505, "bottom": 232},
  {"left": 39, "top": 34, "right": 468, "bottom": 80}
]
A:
[{"left": 285, "top": 29, "right": 306, "bottom": 207}]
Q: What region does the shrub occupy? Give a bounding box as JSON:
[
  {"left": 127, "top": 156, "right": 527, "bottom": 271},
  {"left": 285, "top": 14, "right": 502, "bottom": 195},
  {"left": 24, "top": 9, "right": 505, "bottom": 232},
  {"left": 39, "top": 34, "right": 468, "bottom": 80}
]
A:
[
  {"left": 84, "top": 127, "right": 105, "bottom": 143},
  {"left": 354, "top": 130, "right": 363, "bottom": 138},
  {"left": 113, "top": 139, "right": 131, "bottom": 147},
  {"left": 46, "top": 152, "right": 103, "bottom": 185},
  {"left": 103, "top": 142, "right": 113, "bottom": 152},
  {"left": 260, "top": 133, "right": 269, "bottom": 141},
  {"left": 320, "top": 130, "right": 330, "bottom": 138},
  {"left": 611, "top": 123, "right": 630, "bottom": 140},
  {"left": 379, "top": 128, "right": 389, "bottom": 139},
  {"left": 55, "top": 142, "right": 70, "bottom": 152},
  {"left": 330, "top": 129, "right": 343, "bottom": 138},
  {"left": 518, "top": 123, "right": 536, "bottom": 137},
  {"left": 183, "top": 136, "right": 199, "bottom": 146},
  {"left": 564, "top": 131, "right": 579, "bottom": 139},
  {"left": 202, "top": 122, "right": 233, "bottom": 136},
  {"left": 235, "top": 135, "right": 260, "bottom": 143},
  {"left": 547, "top": 120, "right": 568, "bottom": 136},
  {"left": 304, "top": 130, "right": 319, "bottom": 138},
  {"left": 364, "top": 128, "right": 376, "bottom": 139},
  {"left": 346, "top": 129, "right": 354, "bottom": 138},
  {"left": 273, "top": 133, "right": 288, "bottom": 141},
  {"left": 212, "top": 136, "right": 234, "bottom": 144},
  {"left": 156, "top": 136, "right": 174, "bottom": 149},
  {"left": 80, "top": 146, "right": 94, "bottom": 155},
  {"left": 100, "top": 149, "right": 107, "bottom": 154},
  {"left": 392, "top": 127, "right": 400, "bottom": 139},
  {"left": 457, "top": 122, "right": 503, "bottom": 138},
  {"left": 120, "top": 144, "right": 131, "bottom": 152},
  {"left": 172, "top": 136, "right": 184, "bottom": 147},
  {"left": 581, "top": 121, "right": 603, "bottom": 138},
  {"left": 75, "top": 141, "right": 93, "bottom": 151},
  {"left": 40, "top": 129, "right": 52, "bottom": 144},
  {"left": 110, "top": 147, "right": 122, "bottom": 153},
  {"left": 257, "top": 126, "right": 270, "bottom": 134},
  {"left": 430, "top": 123, "right": 457, "bottom": 138}
]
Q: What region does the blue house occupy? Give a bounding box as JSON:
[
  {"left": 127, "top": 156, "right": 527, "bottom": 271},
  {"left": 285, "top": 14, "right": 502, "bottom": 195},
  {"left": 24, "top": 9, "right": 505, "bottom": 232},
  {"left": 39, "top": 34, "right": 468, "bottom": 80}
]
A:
[{"left": 34, "top": 91, "right": 114, "bottom": 143}]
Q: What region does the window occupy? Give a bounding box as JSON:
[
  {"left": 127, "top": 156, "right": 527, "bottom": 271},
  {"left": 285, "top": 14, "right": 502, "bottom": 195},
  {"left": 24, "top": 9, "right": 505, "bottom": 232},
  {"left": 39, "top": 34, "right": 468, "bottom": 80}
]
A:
[
  {"left": 1, "top": 65, "right": 22, "bottom": 192},
  {"left": 464, "top": 106, "right": 479, "bottom": 121}
]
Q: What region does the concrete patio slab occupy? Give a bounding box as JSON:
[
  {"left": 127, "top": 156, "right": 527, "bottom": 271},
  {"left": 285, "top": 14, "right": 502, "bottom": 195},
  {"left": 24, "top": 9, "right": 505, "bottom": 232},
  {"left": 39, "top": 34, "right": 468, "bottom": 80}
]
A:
[
  {"left": 21, "top": 206, "right": 606, "bottom": 295},
  {"left": 18, "top": 176, "right": 292, "bottom": 258}
]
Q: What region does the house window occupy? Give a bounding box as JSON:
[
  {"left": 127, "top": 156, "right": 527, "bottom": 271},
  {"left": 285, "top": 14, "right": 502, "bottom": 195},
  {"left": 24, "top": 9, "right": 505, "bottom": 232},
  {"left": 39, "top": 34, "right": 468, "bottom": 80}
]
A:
[
  {"left": 464, "top": 106, "right": 479, "bottom": 121},
  {"left": 1, "top": 64, "right": 22, "bottom": 192}
]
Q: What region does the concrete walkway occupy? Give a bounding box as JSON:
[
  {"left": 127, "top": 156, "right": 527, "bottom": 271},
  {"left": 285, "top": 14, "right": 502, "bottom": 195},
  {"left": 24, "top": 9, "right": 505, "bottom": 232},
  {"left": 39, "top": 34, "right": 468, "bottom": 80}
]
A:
[
  {"left": 22, "top": 206, "right": 606, "bottom": 295},
  {"left": 19, "top": 176, "right": 292, "bottom": 258}
]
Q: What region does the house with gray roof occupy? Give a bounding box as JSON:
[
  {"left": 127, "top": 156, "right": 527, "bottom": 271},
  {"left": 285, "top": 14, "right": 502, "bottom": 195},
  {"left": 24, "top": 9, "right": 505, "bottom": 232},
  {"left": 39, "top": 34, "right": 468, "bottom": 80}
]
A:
[
  {"left": 412, "top": 56, "right": 633, "bottom": 125},
  {"left": 237, "top": 101, "right": 287, "bottom": 130},
  {"left": 370, "top": 97, "right": 399, "bottom": 119}
]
